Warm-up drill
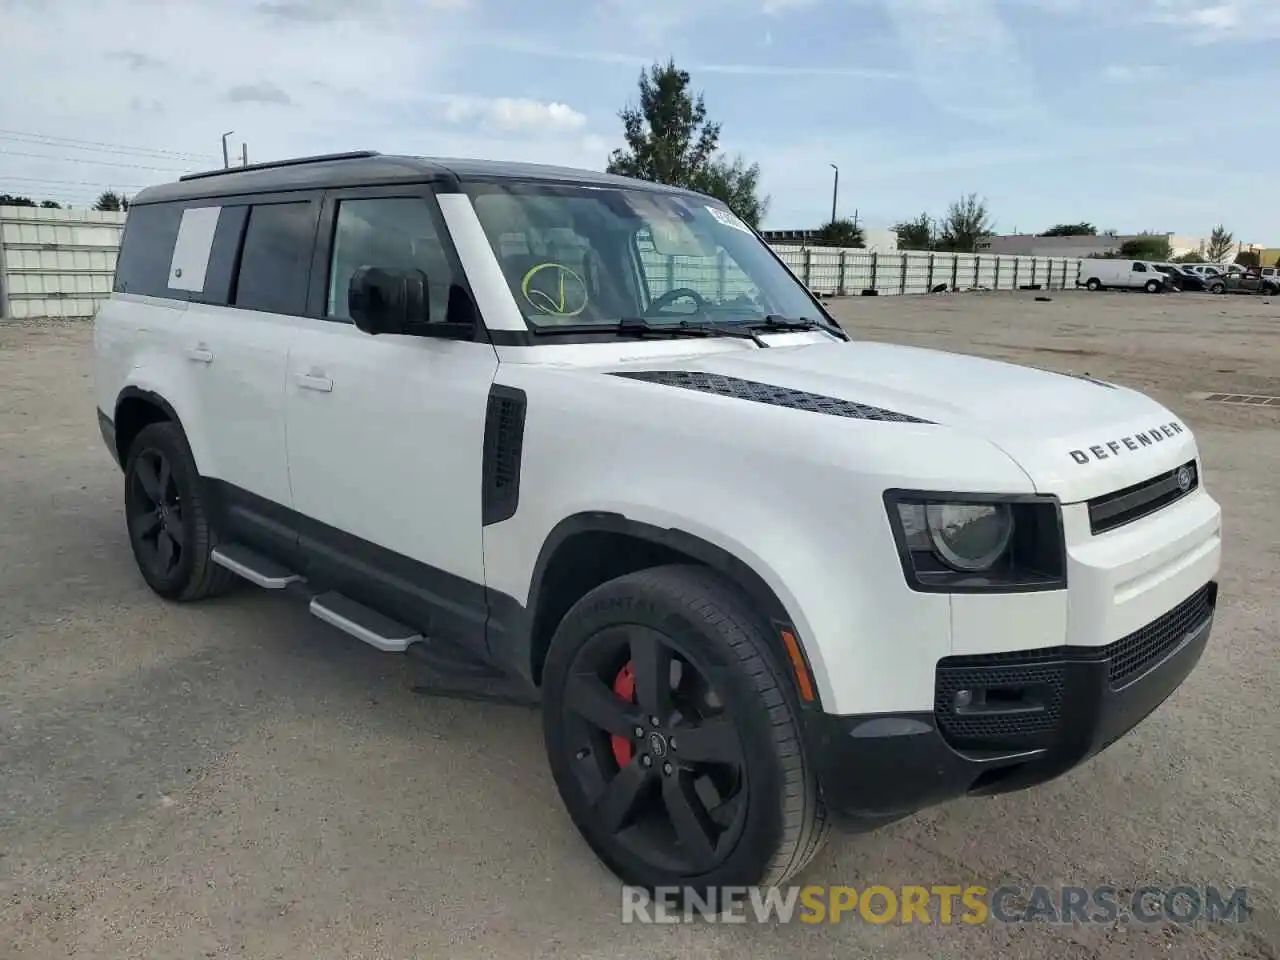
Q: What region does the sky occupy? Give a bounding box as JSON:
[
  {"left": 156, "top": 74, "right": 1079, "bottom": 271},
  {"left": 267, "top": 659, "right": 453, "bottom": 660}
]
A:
[{"left": 1, "top": 0, "right": 1277, "bottom": 240}]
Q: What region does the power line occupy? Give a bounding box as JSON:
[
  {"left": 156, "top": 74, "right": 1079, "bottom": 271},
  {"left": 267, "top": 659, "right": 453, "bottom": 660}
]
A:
[
  {"left": 0, "top": 149, "right": 193, "bottom": 173},
  {"left": 0, "top": 128, "right": 217, "bottom": 163},
  {"left": 0, "top": 174, "right": 155, "bottom": 189}
]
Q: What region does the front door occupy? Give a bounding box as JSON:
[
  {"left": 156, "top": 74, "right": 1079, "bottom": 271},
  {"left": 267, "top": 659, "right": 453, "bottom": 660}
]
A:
[{"left": 284, "top": 187, "right": 500, "bottom": 651}]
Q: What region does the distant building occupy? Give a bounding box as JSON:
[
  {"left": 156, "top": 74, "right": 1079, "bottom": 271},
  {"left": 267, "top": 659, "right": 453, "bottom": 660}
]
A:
[
  {"left": 759, "top": 227, "right": 898, "bottom": 252},
  {"left": 978, "top": 232, "right": 1211, "bottom": 260}
]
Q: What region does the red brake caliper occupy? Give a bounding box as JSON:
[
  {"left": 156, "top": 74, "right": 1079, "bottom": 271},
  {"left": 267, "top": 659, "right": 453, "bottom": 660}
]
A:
[{"left": 611, "top": 662, "right": 636, "bottom": 766}]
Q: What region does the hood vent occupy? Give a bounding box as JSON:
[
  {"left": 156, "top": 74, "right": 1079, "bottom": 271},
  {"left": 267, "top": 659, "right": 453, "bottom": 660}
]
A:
[{"left": 612, "top": 370, "right": 930, "bottom": 423}]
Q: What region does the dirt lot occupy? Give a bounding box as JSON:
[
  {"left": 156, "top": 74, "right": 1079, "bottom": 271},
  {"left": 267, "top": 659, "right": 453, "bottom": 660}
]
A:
[{"left": 1, "top": 291, "right": 1277, "bottom": 959}]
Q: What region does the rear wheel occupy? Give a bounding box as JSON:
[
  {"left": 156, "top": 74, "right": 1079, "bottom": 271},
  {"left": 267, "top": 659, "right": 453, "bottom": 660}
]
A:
[
  {"left": 542, "top": 565, "right": 827, "bottom": 893},
  {"left": 1086, "top": 278, "right": 1102, "bottom": 291},
  {"left": 1210, "top": 282, "right": 1226, "bottom": 294},
  {"left": 123, "top": 421, "right": 236, "bottom": 601}
]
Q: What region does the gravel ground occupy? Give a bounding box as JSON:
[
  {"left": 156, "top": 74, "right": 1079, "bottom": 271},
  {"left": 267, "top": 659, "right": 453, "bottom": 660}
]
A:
[{"left": 1, "top": 290, "right": 1276, "bottom": 959}]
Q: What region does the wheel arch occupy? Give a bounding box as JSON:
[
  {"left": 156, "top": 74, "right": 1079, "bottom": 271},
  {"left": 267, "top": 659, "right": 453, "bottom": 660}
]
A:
[
  {"left": 515, "top": 512, "right": 823, "bottom": 710},
  {"left": 113, "top": 387, "right": 188, "bottom": 466}
]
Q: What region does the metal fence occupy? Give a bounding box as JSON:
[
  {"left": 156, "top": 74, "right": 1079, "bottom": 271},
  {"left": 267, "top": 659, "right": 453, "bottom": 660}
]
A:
[
  {"left": 0, "top": 205, "right": 1083, "bottom": 320},
  {"left": 0, "top": 205, "right": 126, "bottom": 320},
  {"left": 637, "top": 243, "right": 1080, "bottom": 303}
]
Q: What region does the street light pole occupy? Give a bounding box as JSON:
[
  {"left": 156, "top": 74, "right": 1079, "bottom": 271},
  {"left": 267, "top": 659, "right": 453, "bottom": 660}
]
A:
[
  {"left": 829, "top": 163, "right": 839, "bottom": 224},
  {"left": 221, "top": 131, "right": 235, "bottom": 169}
]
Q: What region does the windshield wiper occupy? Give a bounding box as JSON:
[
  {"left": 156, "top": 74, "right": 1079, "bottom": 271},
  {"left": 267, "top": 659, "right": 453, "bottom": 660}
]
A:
[
  {"left": 617, "top": 319, "right": 769, "bottom": 347},
  {"left": 754, "top": 315, "right": 849, "bottom": 340}
]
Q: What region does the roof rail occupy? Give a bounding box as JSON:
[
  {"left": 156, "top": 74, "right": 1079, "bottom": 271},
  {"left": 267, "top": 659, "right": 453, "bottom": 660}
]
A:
[{"left": 178, "top": 150, "right": 381, "bottom": 182}]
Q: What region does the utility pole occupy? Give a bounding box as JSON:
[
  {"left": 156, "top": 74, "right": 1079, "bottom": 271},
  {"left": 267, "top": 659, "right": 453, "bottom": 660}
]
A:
[
  {"left": 828, "top": 163, "right": 839, "bottom": 224},
  {"left": 241, "top": 142, "right": 248, "bottom": 167},
  {"left": 221, "top": 130, "right": 235, "bottom": 169}
]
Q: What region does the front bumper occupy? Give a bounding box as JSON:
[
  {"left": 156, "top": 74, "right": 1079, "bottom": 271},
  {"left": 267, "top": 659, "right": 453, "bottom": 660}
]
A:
[{"left": 805, "top": 581, "right": 1216, "bottom": 822}]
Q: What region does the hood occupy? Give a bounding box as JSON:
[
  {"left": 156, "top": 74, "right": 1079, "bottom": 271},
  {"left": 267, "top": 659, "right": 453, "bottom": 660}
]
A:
[{"left": 615, "top": 339, "right": 1196, "bottom": 503}]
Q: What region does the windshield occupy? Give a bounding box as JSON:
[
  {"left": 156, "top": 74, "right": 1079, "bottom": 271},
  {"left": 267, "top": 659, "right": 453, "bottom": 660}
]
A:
[{"left": 464, "top": 180, "right": 822, "bottom": 329}]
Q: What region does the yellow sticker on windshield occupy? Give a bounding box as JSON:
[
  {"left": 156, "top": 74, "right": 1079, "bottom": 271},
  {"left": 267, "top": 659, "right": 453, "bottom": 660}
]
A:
[{"left": 521, "top": 262, "right": 588, "bottom": 317}]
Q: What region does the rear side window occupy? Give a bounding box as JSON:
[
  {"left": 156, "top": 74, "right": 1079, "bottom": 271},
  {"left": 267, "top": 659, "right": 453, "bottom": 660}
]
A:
[
  {"left": 232, "top": 201, "right": 316, "bottom": 316},
  {"left": 113, "top": 204, "right": 183, "bottom": 296}
]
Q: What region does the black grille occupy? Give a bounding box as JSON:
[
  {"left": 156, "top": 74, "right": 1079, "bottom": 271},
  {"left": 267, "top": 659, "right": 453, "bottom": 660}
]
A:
[
  {"left": 481, "top": 386, "right": 526, "bottom": 526},
  {"left": 611, "top": 370, "right": 930, "bottom": 423},
  {"left": 1089, "top": 460, "right": 1198, "bottom": 535},
  {"left": 934, "top": 583, "right": 1215, "bottom": 750},
  {"left": 1103, "top": 583, "right": 1214, "bottom": 688},
  {"left": 935, "top": 661, "right": 1066, "bottom": 750}
]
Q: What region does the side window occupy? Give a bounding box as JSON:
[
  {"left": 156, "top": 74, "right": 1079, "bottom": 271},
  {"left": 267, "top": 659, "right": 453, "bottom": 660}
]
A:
[
  {"left": 634, "top": 228, "right": 760, "bottom": 309},
  {"left": 113, "top": 203, "right": 183, "bottom": 296},
  {"left": 232, "top": 201, "right": 315, "bottom": 316},
  {"left": 1132, "top": 262, "right": 1147, "bottom": 272},
  {"left": 193, "top": 205, "right": 249, "bottom": 306},
  {"left": 326, "top": 197, "right": 457, "bottom": 324}
]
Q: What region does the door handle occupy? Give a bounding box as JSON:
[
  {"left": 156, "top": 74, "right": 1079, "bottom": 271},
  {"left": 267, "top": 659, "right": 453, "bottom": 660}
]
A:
[
  {"left": 295, "top": 372, "right": 334, "bottom": 393},
  {"left": 185, "top": 346, "right": 214, "bottom": 364}
]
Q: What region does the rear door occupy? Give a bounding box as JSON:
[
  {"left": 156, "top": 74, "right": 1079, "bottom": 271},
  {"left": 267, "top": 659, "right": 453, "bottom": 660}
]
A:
[{"left": 175, "top": 194, "right": 320, "bottom": 519}]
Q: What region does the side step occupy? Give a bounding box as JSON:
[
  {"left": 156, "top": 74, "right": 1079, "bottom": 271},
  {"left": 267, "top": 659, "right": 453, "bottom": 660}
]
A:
[
  {"left": 211, "top": 544, "right": 302, "bottom": 589},
  {"left": 309, "top": 591, "right": 422, "bottom": 653}
]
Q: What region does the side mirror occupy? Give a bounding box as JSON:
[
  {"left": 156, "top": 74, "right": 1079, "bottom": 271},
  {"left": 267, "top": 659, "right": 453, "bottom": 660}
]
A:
[
  {"left": 348, "top": 266, "right": 427, "bottom": 336},
  {"left": 348, "top": 266, "right": 477, "bottom": 340}
]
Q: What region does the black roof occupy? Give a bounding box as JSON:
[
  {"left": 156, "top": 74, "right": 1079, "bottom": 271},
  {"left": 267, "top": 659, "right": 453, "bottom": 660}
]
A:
[{"left": 132, "top": 151, "right": 701, "bottom": 206}]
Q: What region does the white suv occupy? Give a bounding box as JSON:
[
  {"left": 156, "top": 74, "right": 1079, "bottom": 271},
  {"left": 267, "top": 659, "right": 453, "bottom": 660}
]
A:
[{"left": 94, "top": 151, "right": 1222, "bottom": 893}]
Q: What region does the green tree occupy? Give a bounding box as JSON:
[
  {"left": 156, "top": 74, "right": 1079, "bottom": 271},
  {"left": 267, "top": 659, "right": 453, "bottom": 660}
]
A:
[
  {"left": 814, "top": 217, "right": 864, "bottom": 248},
  {"left": 1120, "top": 235, "right": 1172, "bottom": 261},
  {"left": 1172, "top": 251, "right": 1205, "bottom": 264},
  {"left": 607, "top": 59, "right": 769, "bottom": 228},
  {"left": 1040, "top": 222, "right": 1097, "bottom": 237},
  {"left": 94, "top": 190, "right": 129, "bottom": 212},
  {"left": 937, "top": 193, "right": 994, "bottom": 253},
  {"left": 1205, "top": 224, "right": 1234, "bottom": 262},
  {"left": 1234, "top": 249, "right": 1260, "bottom": 268},
  {"left": 39, "top": 200, "right": 61, "bottom": 209},
  {"left": 0, "top": 193, "right": 36, "bottom": 207},
  {"left": 893, "top": 213, "right": 934, "bottom": 251},
  {"left": 693, "top": 154, "right": 769, "bottom": 229}
]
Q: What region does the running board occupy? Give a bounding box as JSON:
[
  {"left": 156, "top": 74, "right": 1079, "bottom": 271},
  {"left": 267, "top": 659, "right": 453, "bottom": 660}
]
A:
[
  {"left": 309, "top": 591, "right": 422, "bottom": 653},
  {"left": 210, "top": 544, "right": 302, "bottom": 589}
]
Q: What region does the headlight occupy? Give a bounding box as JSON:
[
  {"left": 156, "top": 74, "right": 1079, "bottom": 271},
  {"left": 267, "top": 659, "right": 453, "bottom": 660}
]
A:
[
  {"left": 925, "top": 502, "right": 1014, "bottom": 571},
  {"left": 885, "top": 491, "right": 1066, "bottom": 593}
]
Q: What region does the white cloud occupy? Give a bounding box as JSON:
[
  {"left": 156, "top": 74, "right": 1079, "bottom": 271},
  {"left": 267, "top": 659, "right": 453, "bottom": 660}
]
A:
[
  {"left": 761, "top": 0, "right": 821, "bottom": 14},
  {"left": 1141, "top": 0, "right": 1280, "bottom": 39},
  {"left": 440, "top": 97, "right": 588, "bottom": 135},
  {"left": 1102, "top": 64, "right": 1165, "bottom": 82}
]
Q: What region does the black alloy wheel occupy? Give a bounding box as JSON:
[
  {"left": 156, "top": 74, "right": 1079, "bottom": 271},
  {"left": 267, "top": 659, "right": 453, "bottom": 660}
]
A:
[
  {"left": 542, "top": 565, "right": 828, "bottom": 892},
  {"left": 559, "top": 623, "right": 749, "bottom": 877},
  {"left": 127, "top": 446, "right": 185, "bottom": 581},
  {"left": 122, "top": 421, "right": 236, "bottom": 601}
]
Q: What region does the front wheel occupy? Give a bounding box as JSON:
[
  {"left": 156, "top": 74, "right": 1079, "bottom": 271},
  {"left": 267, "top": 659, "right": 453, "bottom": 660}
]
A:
[
  {"left": 541, "top": 565, "right": 828, "bottom": 893},
  {"left": 1210, "top": 282, "right": 1226, "bottom": 294},
  {"left": 1145, "top": 279, "right": 1163, "bottom": 293}
]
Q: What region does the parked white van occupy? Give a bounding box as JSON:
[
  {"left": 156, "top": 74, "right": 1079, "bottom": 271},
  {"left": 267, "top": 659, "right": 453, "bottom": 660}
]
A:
[{"left": 1078, "top": 259, "right": 1169, "bottom": 293}]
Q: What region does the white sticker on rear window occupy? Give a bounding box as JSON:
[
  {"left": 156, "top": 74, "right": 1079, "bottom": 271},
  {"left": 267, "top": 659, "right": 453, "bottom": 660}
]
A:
[{"left": 706, "top": 205, "right": 751, "bottom": 234}]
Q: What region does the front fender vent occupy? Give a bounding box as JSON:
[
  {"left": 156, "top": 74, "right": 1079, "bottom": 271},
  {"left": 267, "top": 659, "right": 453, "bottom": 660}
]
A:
[
  {"left": 611, "top": 370, "right": 930, "bottom": 423},
  {"left": 482, "top": 385, "right": 526, "bottom": 526}
]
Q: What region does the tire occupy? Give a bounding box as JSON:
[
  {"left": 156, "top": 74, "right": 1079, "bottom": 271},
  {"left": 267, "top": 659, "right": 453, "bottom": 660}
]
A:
[
  {"left": 123, "top": 421, "right": 237, "bottom": 601},
  {"left": 1210, "top": 282, "right": 1226, "bottom": 295},
  {"left": 1145, "top": 279, "right": 1162, "bottom": 294},
  {"left": 1085, "top": 278, "right": 1102, "bottom": 291},
  {"left": 542, "top": 564, "right": 828, "bottom": 894}
]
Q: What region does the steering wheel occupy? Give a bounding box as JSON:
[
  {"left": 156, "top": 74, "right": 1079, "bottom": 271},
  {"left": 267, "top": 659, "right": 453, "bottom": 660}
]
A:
[{"left": 648, "top": 287, "right": 710, "bottom": 315}]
